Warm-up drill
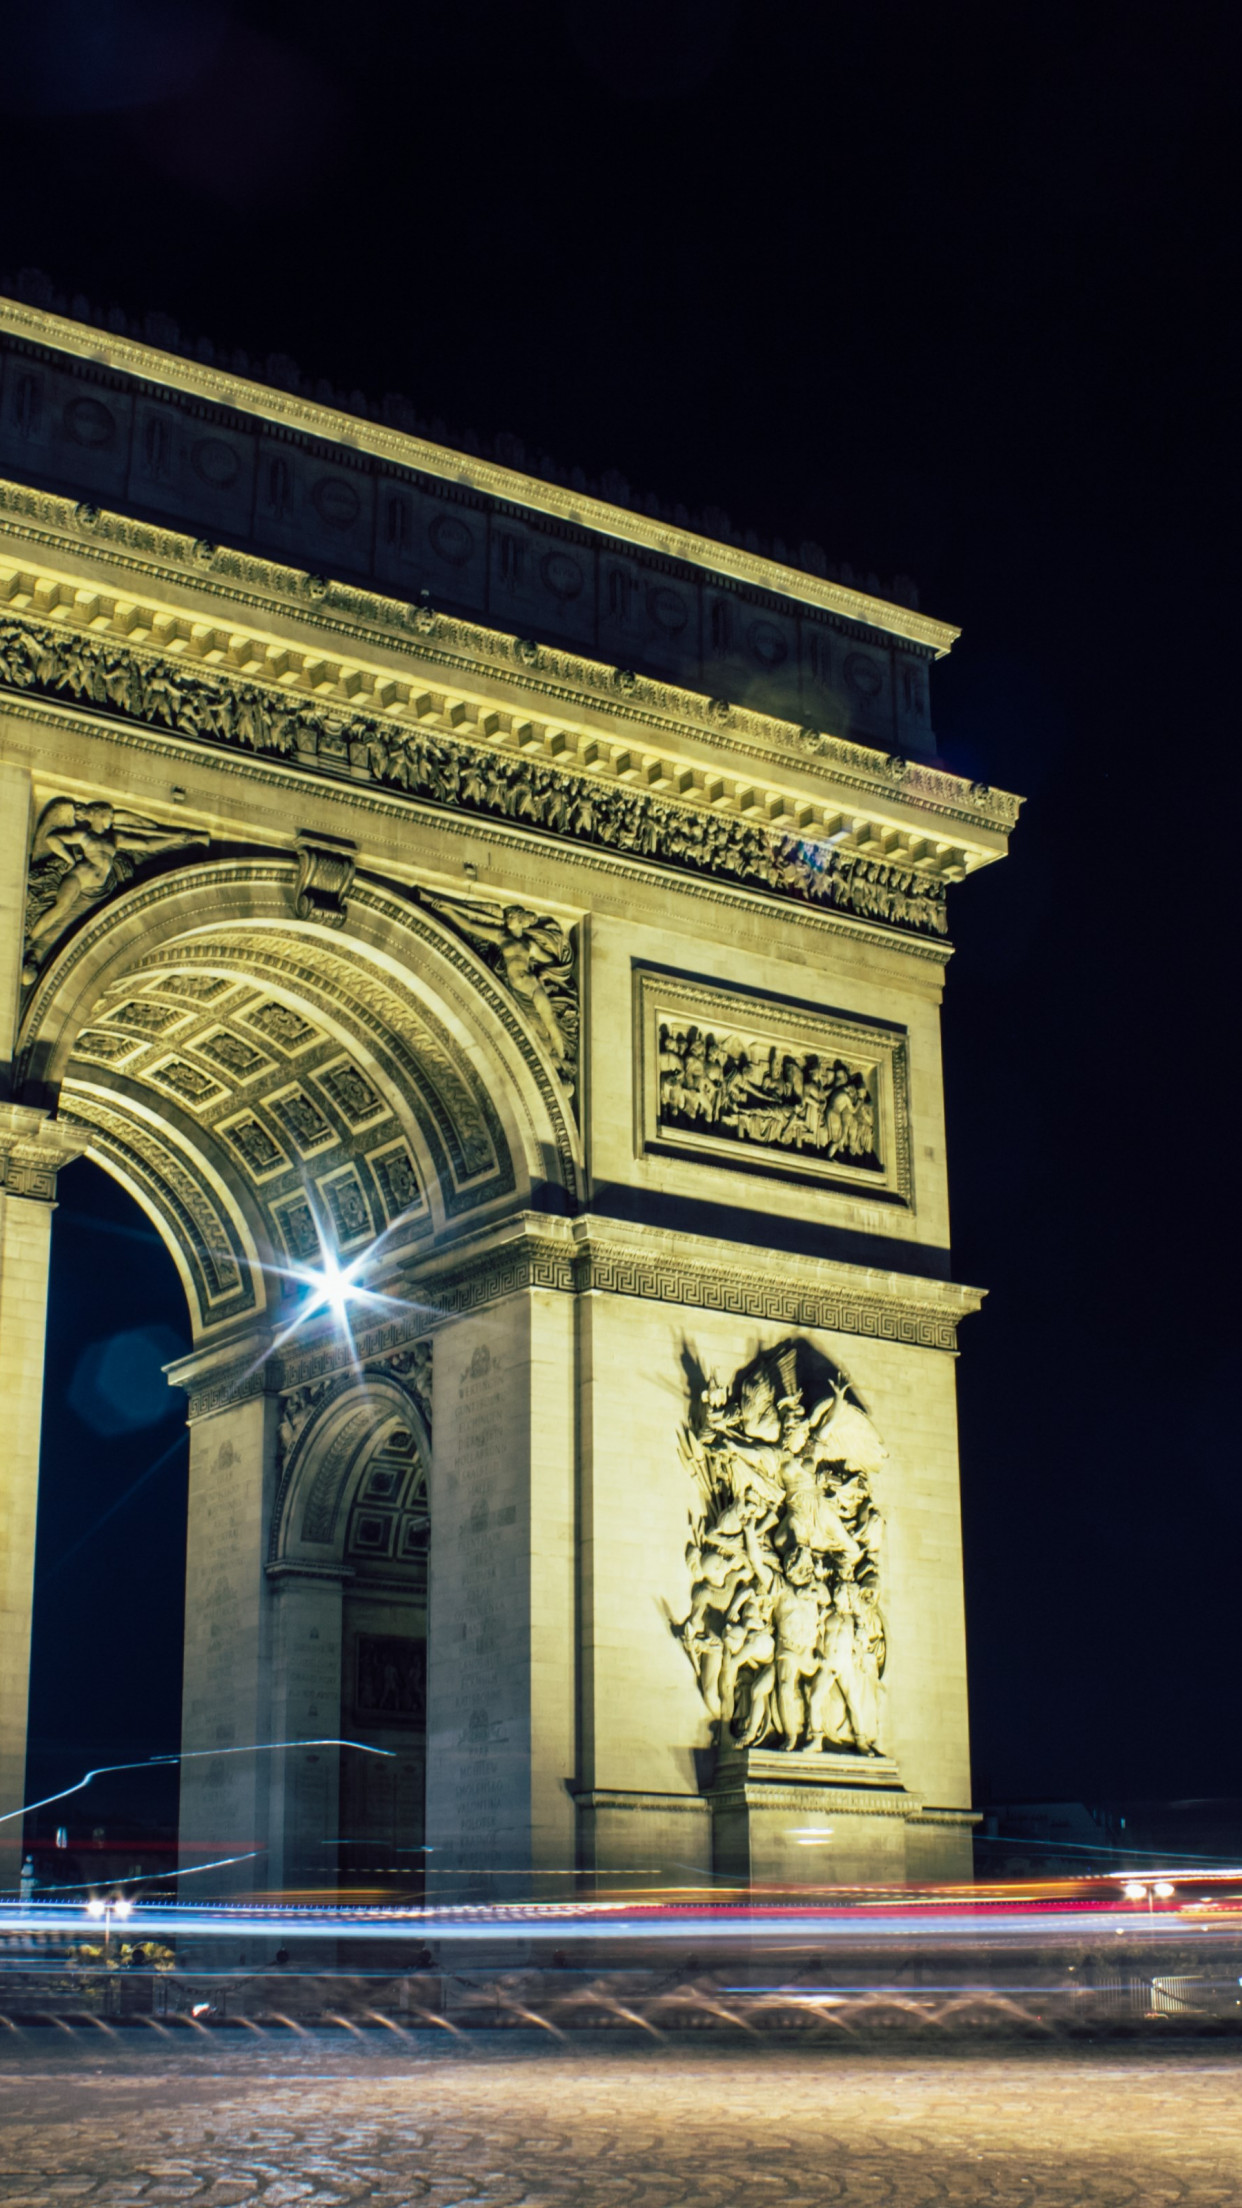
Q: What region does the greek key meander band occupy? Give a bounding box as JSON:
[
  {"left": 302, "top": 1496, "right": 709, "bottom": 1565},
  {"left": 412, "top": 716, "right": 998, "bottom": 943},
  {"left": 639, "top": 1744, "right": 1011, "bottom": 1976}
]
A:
[{"left": 181, "top": 1234, "right": 970, "bottom": 1417}]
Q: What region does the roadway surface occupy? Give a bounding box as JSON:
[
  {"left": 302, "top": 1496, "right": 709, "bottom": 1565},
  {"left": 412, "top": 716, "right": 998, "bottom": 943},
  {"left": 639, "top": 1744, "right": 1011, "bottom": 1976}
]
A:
[{"left": 1, "top": 2033, "right": 1240, "bottom": 2205}]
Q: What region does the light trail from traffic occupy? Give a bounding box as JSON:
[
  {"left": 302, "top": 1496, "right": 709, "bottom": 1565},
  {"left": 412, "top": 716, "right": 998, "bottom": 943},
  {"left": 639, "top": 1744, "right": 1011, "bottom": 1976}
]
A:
[{"left": 3, "top": 1883, "right": 1242, "bottom": 1951}]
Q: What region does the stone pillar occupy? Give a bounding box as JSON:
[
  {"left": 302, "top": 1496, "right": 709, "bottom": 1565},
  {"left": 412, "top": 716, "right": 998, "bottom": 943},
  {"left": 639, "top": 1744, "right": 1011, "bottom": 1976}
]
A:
[
  {"left": 0, "top": 1107, "right": 82, "bottom": 1884},
  {"left": 174, "top": 1356, "right": 280, "bottom": 1898},
  {"left": 424, "top": 1288, "right": 576, "bottom": 1901},
  {"left": 573, "top": 1282, "right": 714, "bottom": 1884},
  {"left": 264, "top": 1563, "right": 348, "bottom": 1896}
]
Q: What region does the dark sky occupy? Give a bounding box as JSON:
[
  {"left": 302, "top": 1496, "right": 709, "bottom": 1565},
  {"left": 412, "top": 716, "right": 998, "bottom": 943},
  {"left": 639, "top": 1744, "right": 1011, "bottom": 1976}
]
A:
[{"left": 6, "top": 0, "right": 1236, "bottom": 1812}]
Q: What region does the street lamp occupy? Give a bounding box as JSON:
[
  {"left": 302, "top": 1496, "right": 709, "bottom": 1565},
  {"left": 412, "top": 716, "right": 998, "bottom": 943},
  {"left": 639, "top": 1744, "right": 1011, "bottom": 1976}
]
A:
[
  {"left": 1122, "top": 1880, "right": 1175, "bottom": 1915},
  {"left": 85, "top": 1894, "right": 133, "bottom": 1952}
]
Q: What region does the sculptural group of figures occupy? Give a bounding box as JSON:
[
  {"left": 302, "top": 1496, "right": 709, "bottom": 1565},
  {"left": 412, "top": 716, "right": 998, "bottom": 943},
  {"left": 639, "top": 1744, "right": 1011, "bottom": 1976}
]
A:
[
  {"left": 658, "top": 1025, "right": 879, "bottom": 1166},
  {"left": 676, "top": 1346, "right": 887, "bottom": 1756},
  {"left": 0, "top": 612, "right": 950, "bottom": 939}
]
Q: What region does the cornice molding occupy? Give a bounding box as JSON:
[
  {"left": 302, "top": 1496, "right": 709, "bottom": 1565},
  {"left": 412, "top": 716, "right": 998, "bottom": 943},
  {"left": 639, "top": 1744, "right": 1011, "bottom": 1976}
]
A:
[
  {"left": 0, "top": 1101, "right": 84, "bottom": 1199},
  {"left": 905, "top": 1807, "right": 980, "bottom": 1828},
  {"left": 0, "top": 600, "right": 971, "bottom": 945},
  {"left": 397, "top": 1211, "right": 983, "bottom": 1352},
  {"left": 169, "top": 1346, "right": 273, "bottom": 1423},
  {"left": 1, "top": 691, "right": 957, "bottom": 969},
  {"left": 0, "top": 481, "right": 1019, "bottom": 841},
  {"left": 0, "top": 294, "right": 960, "bottom": 657},
  {"left": 572, "top": 1222, "right": 980, "bottom": 1353},
  {"left": 709, "top": 1782, "right": 921, "bottom": 1819},
  {"left": 247, "top": 1210, "right": 980, "bottom": 1360}
]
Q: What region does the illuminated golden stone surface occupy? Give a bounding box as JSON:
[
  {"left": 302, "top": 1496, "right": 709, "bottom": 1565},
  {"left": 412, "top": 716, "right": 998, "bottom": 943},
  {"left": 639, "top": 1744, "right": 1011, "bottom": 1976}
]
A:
[{"left": 0, "top": 299, "right": 1021, "bottom": 1890}]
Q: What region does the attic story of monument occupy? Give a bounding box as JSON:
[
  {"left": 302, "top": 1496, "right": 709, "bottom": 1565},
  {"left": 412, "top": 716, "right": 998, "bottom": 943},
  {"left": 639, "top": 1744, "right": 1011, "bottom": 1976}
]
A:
[{"left": 0, "top": 292, "right": 1020, "bottom": 1893}]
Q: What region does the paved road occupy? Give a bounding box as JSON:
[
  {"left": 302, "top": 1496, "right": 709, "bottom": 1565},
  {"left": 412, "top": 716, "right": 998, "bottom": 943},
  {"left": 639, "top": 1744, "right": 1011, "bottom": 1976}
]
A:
[{"left": 1, "top": 2033, "right": 1239, "bottom": 2205}]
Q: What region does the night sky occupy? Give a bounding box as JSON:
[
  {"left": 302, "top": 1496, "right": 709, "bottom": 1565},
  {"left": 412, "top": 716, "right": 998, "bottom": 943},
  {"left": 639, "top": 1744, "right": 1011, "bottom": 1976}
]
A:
[{"left": 5, "top": 0, "right": 1235, "bottom": 1816}]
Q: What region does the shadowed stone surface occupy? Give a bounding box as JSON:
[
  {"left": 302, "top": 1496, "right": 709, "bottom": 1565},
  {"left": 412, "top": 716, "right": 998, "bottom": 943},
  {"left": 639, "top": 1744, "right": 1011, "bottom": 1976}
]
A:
[{"left": 1, "top": 2036, "right": 1240, "bottom": 2204}]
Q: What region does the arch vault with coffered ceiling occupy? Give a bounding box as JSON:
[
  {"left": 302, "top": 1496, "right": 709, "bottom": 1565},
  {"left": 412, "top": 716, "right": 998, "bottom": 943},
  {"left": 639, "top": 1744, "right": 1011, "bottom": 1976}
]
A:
[{"left": 9, "top": 855, "right": 576, "bottom": 1893}]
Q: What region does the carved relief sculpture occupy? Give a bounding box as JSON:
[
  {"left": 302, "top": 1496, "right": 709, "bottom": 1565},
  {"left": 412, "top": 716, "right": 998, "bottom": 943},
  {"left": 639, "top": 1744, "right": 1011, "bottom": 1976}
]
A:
[
  {"left": 638, "top": 968, "right": 911, "bottom": 1202},
  {"left": 276, "top": 1379, "right": 331, "bottom": 1468},
  {"left": 416, "top": 889, "right": 579, "bottom": 1087},
  {"left": 0, "top": 614, "right": 954, "bottom": 938},
  {"left": 22, "top": 795, "right": 209, "bottom": 983},
  {"left": 354, "top": 1633, "right": 426, "bottom": 1725},
  {"left": 293, "top": 829, "right": 357, "bottom": 928},
  {"left": 381, "top": 1341, "right": 433, "bottom": 1437},
  {"left": 674, "top": 1339, "right": 887, "bottom": 1756},
  {"left": 659, "top": 1025, "right": 879, "bottom": 1168}
]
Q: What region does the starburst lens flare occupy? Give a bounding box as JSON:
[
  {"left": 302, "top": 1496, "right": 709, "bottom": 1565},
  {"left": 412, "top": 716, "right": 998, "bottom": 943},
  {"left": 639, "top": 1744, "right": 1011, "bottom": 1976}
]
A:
[
  {"left": 280, "top": 1241, "right": 393, "bottom": 1349},
  {"left": 306, "top": 1249, "right": 360, "bottom": 1330}
]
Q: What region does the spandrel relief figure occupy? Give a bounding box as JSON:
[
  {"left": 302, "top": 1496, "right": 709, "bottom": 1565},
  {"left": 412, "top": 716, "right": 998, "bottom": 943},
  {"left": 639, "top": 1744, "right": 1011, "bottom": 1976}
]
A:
[
  {"left": 417, "top": 889, "right": 578, "bottom": 1087},
  {"left": 674, "top": 1338, "right": 888, "bottom": 1756},
  {"left": 23, "top": 797, "right": 209, "bottom": 983}
]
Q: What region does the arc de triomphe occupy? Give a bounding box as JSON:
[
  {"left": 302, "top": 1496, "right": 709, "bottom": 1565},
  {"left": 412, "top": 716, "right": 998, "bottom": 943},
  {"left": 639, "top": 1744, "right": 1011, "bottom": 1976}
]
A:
[{"left": 0, "top": 294, "right": 1017, "bottom": 1895}]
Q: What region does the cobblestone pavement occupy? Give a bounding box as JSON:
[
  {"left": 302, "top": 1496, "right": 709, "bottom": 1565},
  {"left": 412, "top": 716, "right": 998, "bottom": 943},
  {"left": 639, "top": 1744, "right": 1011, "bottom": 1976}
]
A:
[{"left": 1, "top": 2033, "right": 1240, "bottom": 2206}]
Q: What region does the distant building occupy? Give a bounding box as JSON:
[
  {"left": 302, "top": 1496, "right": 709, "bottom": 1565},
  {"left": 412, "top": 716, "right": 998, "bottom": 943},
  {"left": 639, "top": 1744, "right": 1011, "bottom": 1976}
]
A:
[{"left": 977, "top": 1799, "right": 1242, "bottom": 1878}]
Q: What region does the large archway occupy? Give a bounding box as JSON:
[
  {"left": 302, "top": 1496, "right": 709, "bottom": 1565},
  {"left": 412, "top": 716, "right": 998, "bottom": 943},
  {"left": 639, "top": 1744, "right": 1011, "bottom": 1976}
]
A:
[
  {"left": 25, "top": 1158, "right": 191, "bottom": 1895},
  {"left": 20, "top": 857, "right": 579, "bottom": 1335},
  {"left": 264, "top": 1368, "right": 431, "bottom": 1894},
  {"left": 16, "top": 852, "right": 579, "bottom": 1895}
]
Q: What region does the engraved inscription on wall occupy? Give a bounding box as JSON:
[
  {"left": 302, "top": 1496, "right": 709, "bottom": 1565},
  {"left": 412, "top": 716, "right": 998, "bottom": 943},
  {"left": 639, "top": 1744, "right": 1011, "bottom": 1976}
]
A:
[
  {"left": 635, "top": 967, "right": 912, "bottom": 1204},
  {"left": 440, "top": 1341, "right": 517, "bottom": 1860}
]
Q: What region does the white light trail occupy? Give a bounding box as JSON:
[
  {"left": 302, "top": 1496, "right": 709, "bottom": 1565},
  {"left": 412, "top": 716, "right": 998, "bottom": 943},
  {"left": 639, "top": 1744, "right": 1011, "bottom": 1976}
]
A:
[{"left": 0, "top": 1740, "right": 393, "bottom": 1827}]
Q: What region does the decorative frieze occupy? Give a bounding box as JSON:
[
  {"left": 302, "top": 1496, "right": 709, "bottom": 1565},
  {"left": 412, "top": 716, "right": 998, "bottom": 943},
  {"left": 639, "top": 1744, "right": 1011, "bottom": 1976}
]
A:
[
  {"left": 575, "top": 1239, "right": 968, "bottom": 1349},
  {"left": 181, "top": 1362, "right": 271, "bottom": 1424},
  {"left": 392, "top": 1215, "right": 979, "bottom": 1352},
  {"left": 0, "top": 1102, "right": 84, "bottom": 1200},
  {"left": 0, "top": 611, "right": 951, "bottom": 939}
]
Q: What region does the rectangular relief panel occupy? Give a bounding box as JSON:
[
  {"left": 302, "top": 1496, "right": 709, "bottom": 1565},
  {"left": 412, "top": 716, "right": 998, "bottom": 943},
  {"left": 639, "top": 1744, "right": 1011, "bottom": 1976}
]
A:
[{"left": 634, "top": 965, "right": 912, "bottom": 1205}]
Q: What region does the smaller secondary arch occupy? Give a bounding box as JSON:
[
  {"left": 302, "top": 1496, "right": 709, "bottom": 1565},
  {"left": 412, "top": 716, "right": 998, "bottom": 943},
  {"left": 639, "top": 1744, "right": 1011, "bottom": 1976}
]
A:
[{"left": 272, "top": 1367, "right": 431, "bottom": 1571}]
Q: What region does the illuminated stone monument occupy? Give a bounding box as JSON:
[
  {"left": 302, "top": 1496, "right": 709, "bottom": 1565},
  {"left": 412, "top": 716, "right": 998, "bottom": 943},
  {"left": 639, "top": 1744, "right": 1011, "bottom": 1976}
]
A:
[{"left": 0, "top": 291, "right": 1019, "bottom": 1891}]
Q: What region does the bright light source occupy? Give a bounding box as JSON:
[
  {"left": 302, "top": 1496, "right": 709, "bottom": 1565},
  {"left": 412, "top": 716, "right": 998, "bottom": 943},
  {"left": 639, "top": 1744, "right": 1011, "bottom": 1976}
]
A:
[
  {"left": 1153, "top": 1881, "right": 1175, "bottom": 1899},
  {"left": 303, "top": 1248, "right": 360, "bottom": 1331},
  {"left": 113, "top": 1897, "right": 133, "bottom": 1919},
  {"left": 1123, "top": 1881, "right": 1147, "bottom": 1900},
  {"left": 283, "top": 1242, "right": 377, "bottom": 1341},
  {"left": 321, "top": 1252, "right": 353, "bottom": 1330},
  {"left": 85, "top": 1897, "right": 106, "bottom": 1918}
]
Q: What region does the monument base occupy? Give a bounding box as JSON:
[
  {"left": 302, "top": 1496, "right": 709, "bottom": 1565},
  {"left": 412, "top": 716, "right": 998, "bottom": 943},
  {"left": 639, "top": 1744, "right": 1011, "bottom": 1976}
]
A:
[
  {"left": 575, "top": 1789, "right": 712, "bottom": 1887},
  {"left": 709, "top": 1744, "right": 921, "bottom": 1886}
]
